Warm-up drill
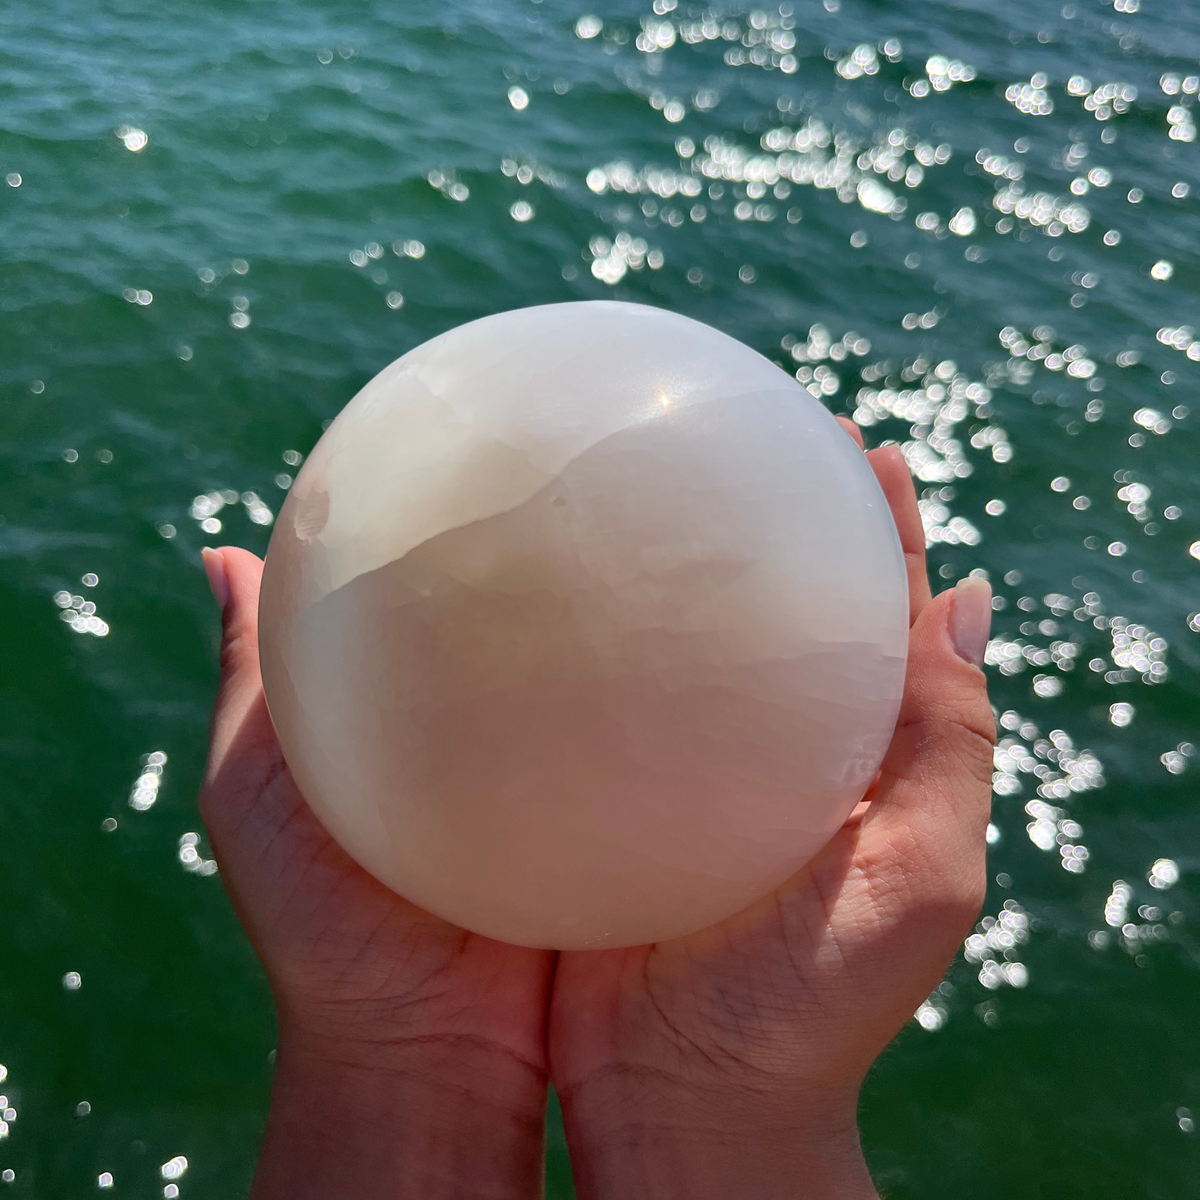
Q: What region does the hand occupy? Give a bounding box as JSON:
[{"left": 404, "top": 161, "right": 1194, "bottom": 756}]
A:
[
  {"left": 199, "top": 547, "right": 556, "bottom": 1200},
  {"left": 548, "top": 432, "right": 996, "bottom": 1200}
]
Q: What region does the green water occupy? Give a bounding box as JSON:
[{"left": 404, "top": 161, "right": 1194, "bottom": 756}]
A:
[{"left": 1, "top": 0, "right": 1198, "bottom": 1194}]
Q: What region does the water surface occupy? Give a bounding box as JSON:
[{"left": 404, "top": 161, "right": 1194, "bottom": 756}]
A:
[{"left": 1, "top": 0, "right": 1198, "bottom": 1194}]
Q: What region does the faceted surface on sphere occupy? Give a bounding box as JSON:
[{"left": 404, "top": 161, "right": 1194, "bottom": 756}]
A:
[{"left": 259, "top": 301, "right": 909, "bottom": 950}]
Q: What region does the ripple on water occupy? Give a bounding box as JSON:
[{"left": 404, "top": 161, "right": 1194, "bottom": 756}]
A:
[{"left": 2, "top": 0, "right": 1198, "bottom": 1191}]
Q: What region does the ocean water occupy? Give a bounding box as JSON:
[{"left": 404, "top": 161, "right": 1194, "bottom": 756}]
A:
[{"left": 1, "top": 0, "right": 1198, "bottom": 1194}]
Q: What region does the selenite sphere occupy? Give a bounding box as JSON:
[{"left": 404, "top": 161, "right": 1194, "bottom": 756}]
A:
[{"left": 259, "top": 301, "right": 909, "bottom": 950}]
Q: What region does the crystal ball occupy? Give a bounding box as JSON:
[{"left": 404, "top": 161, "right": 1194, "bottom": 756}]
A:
[{"left": 259, "top": 302, "right": 908, "bottom": 949}]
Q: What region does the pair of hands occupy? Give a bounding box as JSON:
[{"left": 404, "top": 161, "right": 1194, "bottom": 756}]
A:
[{"left": 200, "top": 429, "right": 995, "bottom": 1200}]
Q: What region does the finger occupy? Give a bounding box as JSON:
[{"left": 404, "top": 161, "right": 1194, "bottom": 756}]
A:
[
  {"left": 201, "top": 547, "right": 274, "bottom": 782},
  {"left": 836, "top": 415, "right": 865, "bottom": 450},
  {"left": 865, "top": 446, "right": 933, "bottom": 622},
  {"left": 867, "top": 576, "right": 995, "bottom": 856}
]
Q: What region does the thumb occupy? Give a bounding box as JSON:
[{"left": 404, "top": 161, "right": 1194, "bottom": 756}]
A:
[
  {"left": 869, "top": 576, "right": 996, "bottom": 854},
  {"left": 201, "top": 546, "right": 274, "bottom": 783}
]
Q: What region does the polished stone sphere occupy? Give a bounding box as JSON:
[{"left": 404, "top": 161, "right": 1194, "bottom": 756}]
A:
[{"left": 259, "top": 301, "right": 909, "bottom": 949}]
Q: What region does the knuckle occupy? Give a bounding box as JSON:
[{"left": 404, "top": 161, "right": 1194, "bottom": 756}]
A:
[
  {"left": 954, "top": 718, "right": 998, "bottom": 789},
  {"left": 218, "top": 629, "right": 244, "bottom": 677},
  {"left": 218, "top": 623, "right": 259, "bottom": 682},
  {"left": 902, "top": 713, "right": 996, "bottom": 789}
]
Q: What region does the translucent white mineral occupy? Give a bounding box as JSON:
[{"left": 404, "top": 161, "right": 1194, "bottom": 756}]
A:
[{"left": 259, "top": 301, "right": 908, "bottom": 949}]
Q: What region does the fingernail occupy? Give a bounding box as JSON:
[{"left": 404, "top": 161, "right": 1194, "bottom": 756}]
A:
[
  {"left": 951, "top": 577, "right": 992, "bottom": 668},
  {"left": 201, "top": 547, "right": 230, "bottom": 613}
]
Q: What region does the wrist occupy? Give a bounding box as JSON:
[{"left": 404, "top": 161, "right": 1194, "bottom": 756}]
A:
[
  {"left": 252, "top": 1019, "right": 548, "bottom": 1200},
  {"left": 560, "top": 1079, "right": 877, "bottom": 1200}
]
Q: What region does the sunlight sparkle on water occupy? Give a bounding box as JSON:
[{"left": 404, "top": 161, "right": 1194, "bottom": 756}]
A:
[{"left": 7, "top": 0, "right": 1198, "bottom": 1180}]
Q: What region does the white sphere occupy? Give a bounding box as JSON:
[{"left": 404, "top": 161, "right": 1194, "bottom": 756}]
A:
[{"left": 259, "top": 302, "right": 908, "bottom": 949}]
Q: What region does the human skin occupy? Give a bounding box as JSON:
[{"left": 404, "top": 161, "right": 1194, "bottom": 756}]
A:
[
  {"left": 200, "top": 427, "right": 993, "bottom": 1199},
  {"left": 547, "top": 430, "right": 996, "bottom": 1199},
  {"left": 200, "top": 552, "right": 556, "bottom": 1199}
]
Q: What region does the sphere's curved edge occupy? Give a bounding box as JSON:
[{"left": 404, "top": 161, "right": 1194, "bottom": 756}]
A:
[
  {"left": 416, "top": 805, "right": 867, "bottom": 951},
  {"left": 266, "top": 301, "right": 836, "bottom": 610},
  {"left": 258, "top": 301, "right": 912, "bottom": 954}
]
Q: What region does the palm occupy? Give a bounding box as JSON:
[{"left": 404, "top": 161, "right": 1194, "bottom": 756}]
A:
[
  {"left": 550, "top": 744, "right": 985, "bottom": 1107},
  {"left": 549, "top": 441, "right": 995, "bottom": 1127},
  {"left": 200, "top": 549, "right": 554, "bottom": 1068}
]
